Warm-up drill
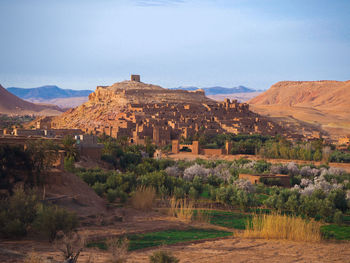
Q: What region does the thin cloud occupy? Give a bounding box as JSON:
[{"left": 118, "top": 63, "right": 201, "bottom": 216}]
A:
[{"left": 134, "top": 0, "right": 186, "bottom": 7}]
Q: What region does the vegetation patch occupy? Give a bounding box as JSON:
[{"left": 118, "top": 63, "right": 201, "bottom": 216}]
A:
[
  {"left": 243, "top": 213, "right": 322, "bottom": 242},
  {"left": 321, "top": 225, "right": 350, "bottom": 240},
  {"left": 194, "top": 210, "right": 250, "bottom": 230},
  {"left": 87, "top": 228, "right": 232, "bottom": 251}
]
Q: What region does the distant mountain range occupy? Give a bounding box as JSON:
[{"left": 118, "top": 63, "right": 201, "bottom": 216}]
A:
[
  {"left": 0, "top": 84, "right": 63, "bottom": 116},
  {"left": 7, "top": 85, "right": 93, "bottom": 100},
  {"left": 174, "top": 86, "right": 257, "bottom": 95}
]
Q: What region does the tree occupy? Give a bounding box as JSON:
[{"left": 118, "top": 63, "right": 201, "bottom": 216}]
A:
[
  {"left": 63, "top": 135, "right": 79, "bottom": 161},
  {"left": 25, "top": 140, "right": 59, "bottom": 186}
]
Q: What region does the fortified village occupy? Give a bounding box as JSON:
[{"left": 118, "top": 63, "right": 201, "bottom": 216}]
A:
[
  {"left": 49, "top": 75, "right": 297, "bottom": 146},
  {"left": 1, "top": 75, "right": 332, "bottom": 161}
]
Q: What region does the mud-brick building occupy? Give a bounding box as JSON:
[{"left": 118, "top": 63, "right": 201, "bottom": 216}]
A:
[{"left": 239, "top": 173, "right": 291, "bottom": 187}]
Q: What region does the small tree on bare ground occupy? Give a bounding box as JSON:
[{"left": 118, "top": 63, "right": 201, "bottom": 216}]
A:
[{"left": 54, "top": 231, "right": 85, "bottom": 263}]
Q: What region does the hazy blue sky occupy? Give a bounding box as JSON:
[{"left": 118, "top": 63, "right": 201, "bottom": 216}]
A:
[{"left": 1, "top": 0, "right": 349, "bottom": 90}]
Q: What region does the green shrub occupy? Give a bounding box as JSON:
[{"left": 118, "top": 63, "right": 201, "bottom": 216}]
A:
[
  {"left": 173, "top": 187, "right": 185, "bottom": 199},
  {"left": 64, "top": 156, "right": 75, "bottom": 172},
  {"left": 189, "top": 187, "right": 199, "bottom": 199},
  {"left": 334, "top": 210, "right": 343, "bottom": 225},
  {"left": 107, "top": 189, "right": 119, "bottom": 203},
  {"left": 0, "top": 187, "right": 38, "bottom": 238},
  {"left": 33, "top": 204, "right": 78, "bottom": 241},
  {"left": 149, "top": 250, "right": 179, "bottom": 263},
  {"left": 92, "top": 182, "right": 106, "bottom": 196}
]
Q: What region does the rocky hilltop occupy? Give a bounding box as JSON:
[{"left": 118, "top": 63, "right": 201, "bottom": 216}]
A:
[
  {"left": 53, "top": 80, "right": 213, "bottom": 128},
  {"left": 249, "top": 80, "right": 350, "bottom": 139},
  {"left": 0, "top": 84, "right": 63, "bottom": 116},
  {"left": 52, "top": 79, "right": 297, "bottom": 143},
  {"left": 89, "top": 81, "right": 213, "bottom": 105}
]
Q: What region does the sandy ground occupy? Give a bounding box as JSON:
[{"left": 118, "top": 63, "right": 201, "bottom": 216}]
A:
[
  {"left": 126, "top": 238, "right": 350, "bottom": 263},
  {"left": 1, "top": 207, "right": 349, "bottom": 263},
  {"left": 2, "top": 236, "right": 349, "bottom": 263}
]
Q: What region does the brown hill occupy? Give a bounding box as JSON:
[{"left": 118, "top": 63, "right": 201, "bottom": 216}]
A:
[
  {"left": 249, "top": 80, "right": 350, "bottom": 139},
  {"left": 0, "top": 84, "right": 63, "bottom": 116}
]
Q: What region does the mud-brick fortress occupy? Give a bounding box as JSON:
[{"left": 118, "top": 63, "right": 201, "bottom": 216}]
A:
[{"left": 51, "top": 75, "right": 292, "bottom": 146}]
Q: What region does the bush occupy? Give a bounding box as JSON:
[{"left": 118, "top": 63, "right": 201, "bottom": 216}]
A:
[
  {"left": 173, "top": 187, "right": 185, "bottom": 199},
  {"left": 107, "top": 189, "right": 119, "bottom": 203},
  {"left": 0, "top": 187, "right": 38, "bottom": 238},
  {"left": 106, "top": 237, "right": 129, "bottom": 263},
  {"left": 149, "top": 250, "right": 179, "bottom": 263},
  {"left": 92, "top": 182, "right": 106, "bottom": 197},
  {"left": 130, "top": 186, "right": 156, "bottom": 210},
  {"left": 64, "top": 156, "right": 75, "bottom": 172},
  {"left": 183, "top": 164, "right": 210, "bottom": 181},
  {"left": 189, "top": 187, "right": 199, "bottom": 199},
  {"left": 333, "top": 210, "right": 343, "bottom": 225},
  {"left": 33, "top": 204, "right": 78, "bottom": 241}
]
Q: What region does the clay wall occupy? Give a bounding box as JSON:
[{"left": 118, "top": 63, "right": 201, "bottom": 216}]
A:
[
  {"left": 79, "top": 145, "right": 103, "bottom": 160},
  {"left": 201, "top": 148, "right": 223, "bottom": 155},
  {"left": 172, "top": 140, "right": 180, "bottom": 154},
  {"left": 239, "top": 173, "right": 290, "bottom": 187},
  {"left": 14, "top": 129, "right": 45, "bottom": 137},
  {"left": 45, "top": 129, "right": 83, "bottom": 138}
]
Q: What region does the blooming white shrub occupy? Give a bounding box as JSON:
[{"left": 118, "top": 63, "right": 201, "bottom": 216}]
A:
[
  {"left": 320, "top": 167, "right": 345, "bottom": 177},
  {"left": 242, "top": 160, "right": 256, "bottom": 170},
  {"left": 165, "top": 166, "right": 182, "bottom": 177},
  {"left": 286, "top": 162, "right": 299, "bottom": 176},
  {"left": 183, "top": 164, "right": 210, "bottom": 181},
  {"left": 212, "top": 163, "right": 231, "bottom": 182},
  {"left": 233, "top": 179, "right": 255, "bottom": 193},
  {"left": 297, "top": 175, "right": 343, "bottom": 196},
  {"left": 300, "top": 178, "right": 312, "bottom": 187},
  {"left": 270, "top": 164, "right": 288, "bottom": 174},
  {"left": 300, "top": 166, "right": 320, "bottom": 177}
]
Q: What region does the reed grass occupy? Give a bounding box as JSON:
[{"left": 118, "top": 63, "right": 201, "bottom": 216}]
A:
[
  {"left": 168, "top": 197, "right": 194, "bottom": 221},
  {"left": 130, "top": 186, "right": 156, "bottom": 210},
  {"left": 242, "top": 212, "right": 322, "bottom": 242}
]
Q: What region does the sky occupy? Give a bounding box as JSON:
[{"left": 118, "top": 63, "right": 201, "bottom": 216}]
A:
[{"left": 0, "top": 0, "right": 349, "bottom": 90}]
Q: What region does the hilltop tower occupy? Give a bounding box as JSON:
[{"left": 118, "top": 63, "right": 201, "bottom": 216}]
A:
[{"left": 131, "top": 74, "right": 141, "bottom": 82}]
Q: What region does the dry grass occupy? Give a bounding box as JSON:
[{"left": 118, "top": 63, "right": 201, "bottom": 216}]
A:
[
  {"left": 24, "top": 253, "right": 44, "bottom": 263},
  {"left": 168, "top": 197, "right": 194, "bottom": 221},
  {"left": 54, "top": 231, "right": 85, "bottom": 263},
  {"left": 130, "top": 186, "right": 156, "bottom": 210},
  {"left": 242, "top": 212, "right": 322, "bottom": 242},
  {"left": 106, "top": 237, "right": 129, "bottom": 263}
]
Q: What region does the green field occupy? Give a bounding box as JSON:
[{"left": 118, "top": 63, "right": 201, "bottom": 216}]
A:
[
  {"left": 87, "top": 228, "right": 233, "bottom": 251},
  {"left": 200, "top": 210, "right": 250, "bottom": 230},
  {"left": 321, "top": 225, "right": 350, "bottom": 240}
]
